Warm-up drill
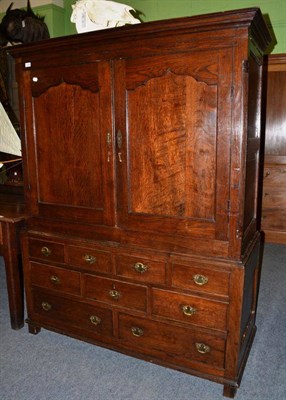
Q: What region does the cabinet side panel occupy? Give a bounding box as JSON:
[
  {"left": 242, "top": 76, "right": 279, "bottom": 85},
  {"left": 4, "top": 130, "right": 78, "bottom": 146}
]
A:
[{"left": 242, "top": 55, "right": 262, "bottom": 250}]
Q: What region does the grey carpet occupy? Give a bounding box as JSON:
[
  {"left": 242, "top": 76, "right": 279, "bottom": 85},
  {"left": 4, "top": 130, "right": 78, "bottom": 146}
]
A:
[{"left": 0, "top": 243, "right": 285, "bottom": 400}]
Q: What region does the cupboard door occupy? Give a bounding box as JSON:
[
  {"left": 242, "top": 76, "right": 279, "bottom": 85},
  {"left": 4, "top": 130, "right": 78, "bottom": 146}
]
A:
[
  {"left": 24, "top": 62, "right": 115, "bottom": 225},
  {"left": 114, "top": 50, "right": 232, "bottom": 240}
]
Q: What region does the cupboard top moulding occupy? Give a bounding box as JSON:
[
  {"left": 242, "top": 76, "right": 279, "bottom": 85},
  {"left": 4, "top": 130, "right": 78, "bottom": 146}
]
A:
[
  {"left": 9, "top": 7, "right": 271, "bottom": 64},
  {"left": 9, "top": 8, "right": 272, "bottom": 261}
]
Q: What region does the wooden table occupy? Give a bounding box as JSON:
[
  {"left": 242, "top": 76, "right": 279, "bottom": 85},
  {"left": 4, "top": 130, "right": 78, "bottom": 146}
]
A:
[{"left": 0, "top": 192, "right": 27, "bottom": 329}]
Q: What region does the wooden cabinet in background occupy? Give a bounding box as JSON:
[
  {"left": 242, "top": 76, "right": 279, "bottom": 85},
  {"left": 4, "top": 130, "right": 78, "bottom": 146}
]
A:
[
  {"left": 9, "top": 8, "right": 272, "bottom": 398},
  {"left": 262, "top": 54, "right": 286, "bottom": 244}
]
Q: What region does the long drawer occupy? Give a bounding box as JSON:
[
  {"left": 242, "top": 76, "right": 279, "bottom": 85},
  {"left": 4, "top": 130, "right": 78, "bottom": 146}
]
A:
[{"left": 118, "top": 313, "right": 226, "bottom": 369}]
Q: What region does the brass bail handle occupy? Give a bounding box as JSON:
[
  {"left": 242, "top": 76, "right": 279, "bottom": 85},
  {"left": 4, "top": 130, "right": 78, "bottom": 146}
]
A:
[
  {"left": 41, "top": 246, "right": 51, "bottom": 257},
  {"left": 50, "top": 275, "right": 60, "bottom": 285},
  {"left": 193, "top": 274, "right": 208, "bottom": 286},
  {"left": 195, "top": 342, "right": 211, "bottom": 354},
  {"left": 109, "top": 289, "right": 121, "bottom": 300},
  {"left": 131, "top": 326, "right": 144, "bottom": 337},
  {"left": 84, "top": 254, "right": 97, "bottom": 264},
  {"left": 182, "top": 304, "right": 197, "bottom": 316},
  {"left": 133, "top": 262, "right": 148, "bottom": 274},
  {"left": 90, "top": 315, "right": 101, "bottom": 326}
]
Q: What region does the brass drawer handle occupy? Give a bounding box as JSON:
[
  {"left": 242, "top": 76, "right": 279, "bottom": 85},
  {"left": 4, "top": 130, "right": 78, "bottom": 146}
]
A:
[
  {"left": 109, "top": 289, "right": 121, "bottom": 300},
  {"left": 193, "top": 274, "right": 208, "bottom": 286},
  {"left": 50, "top": 275, "right": 61, "bottom": 285},
  {"left": 131, "top": 326, "right": 144, "bottom": 337},
  {"left": 84, "top": 254, "right": 97, "bottom": 264},
  {"left": 133, "top": 262, "right": 148, "bottom": 274},
  {"left": 182, "top": 304, "right": 197, "bottom": 316},
  {"left": 89, "top": 315, "right": 101, "bottom": 326},
  {"left": 41, "top": 246, "right": 51, "bottom": 257},
  {"left": 41, "top": 302, "right": 52, "bottom": 311},
  {"left": 195, "top": 342, "right": 211, "bottom": 354}
]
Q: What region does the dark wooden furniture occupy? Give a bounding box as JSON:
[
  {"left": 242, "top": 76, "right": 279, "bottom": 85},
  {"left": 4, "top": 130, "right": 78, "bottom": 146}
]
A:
[
  {"left": 261, "top": 54, "right": 286, "bottom": 243},
  {"left": 0, "top": 192, "right": 26, "bottom": 329},
  {"left": 9, "top": 8, "right": 271, "bottom": 398}
]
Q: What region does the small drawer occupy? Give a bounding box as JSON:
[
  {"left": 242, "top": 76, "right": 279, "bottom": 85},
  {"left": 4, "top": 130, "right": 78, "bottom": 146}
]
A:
[
  {"left": 28, "top": 237, "right": 65, "bottom": 263},
  {"left": 263, "top": 166, "right": 286, "bottom": 186},
  {"left": 262, "top": 188, "right": 286, "bottom": 209},
  {"left": 261, "top": 208, "right": 286, "bottom": 231},
  {"left": 30, "top": 262, "right": 81, "bottom": 295},
  {"left": 68, "top": 245, "right": 112, "bottom": 273},
  {"left": 171, "top": 262, "right": 230, "bottom": 296},
  {"left": 32, "top": 290, "right": 113, "bottom": 336},
  {"left": 85, "top": 275, "right": 147, "bottom": 312},
  {"left": 118, "top": 314, "right": 225, "bottom": 369},
  {"left": 152, "top": 289, "right": 227, "bottom": 331},
  {"left": 116, "top": 253, "right": 166, "bottom": 284}
]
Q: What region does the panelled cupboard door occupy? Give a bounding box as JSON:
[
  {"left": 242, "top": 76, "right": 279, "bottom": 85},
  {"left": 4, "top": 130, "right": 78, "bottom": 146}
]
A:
[
  {"left": 24, "top": 62, "right": 115, "bottom": 225},
  {"left": 114, "top": 50, "right": 232, "bottom": 240}
]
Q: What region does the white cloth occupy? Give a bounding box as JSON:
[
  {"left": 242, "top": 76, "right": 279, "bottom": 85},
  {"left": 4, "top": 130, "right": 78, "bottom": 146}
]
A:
[
  {"left": 0, "top": 102, "right": 21, "bottom": 157},
  {"left": 71, "top": 0, "right": 140, "bottom": 33}
]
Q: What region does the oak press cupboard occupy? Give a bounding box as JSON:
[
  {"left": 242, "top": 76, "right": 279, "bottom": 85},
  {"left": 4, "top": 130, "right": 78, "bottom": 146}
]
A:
[{"left": 9, "top": 8, "right": 272, "bottom": 398}]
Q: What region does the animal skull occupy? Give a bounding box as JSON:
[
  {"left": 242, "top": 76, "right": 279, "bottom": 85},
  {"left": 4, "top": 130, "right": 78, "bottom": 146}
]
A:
[{"left": 71, "top": 0, "right": 140, "bottom": 33}]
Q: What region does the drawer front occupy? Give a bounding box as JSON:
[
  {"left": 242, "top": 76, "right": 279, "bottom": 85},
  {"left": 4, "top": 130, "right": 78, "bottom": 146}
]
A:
[
  {"left": 32, "top": 290, "right": 113, "bottom": 336},
  {"left": 171, "top": 262, "right": 230, "bottom": 296},
  {"left": 118, "top": 313, "right": 225, "bottom": 369},
  {"left": 152, "top": 289, "right": 227, "bottom": 331},
  {"left": 85, "top": 275, "right": 147, "bottom": 312},
  {"left": 263, "top": 166, "right": 286, "bottom": 186},
  {"left": 30, "top": 262, "right": 81, "bottom": 295},
  {"left": 68, "top": 245, "right": 112, "bottom": 273},
  {"left": 28, "top": 237, "right": 65, "bottom": 263},
  {"left": 262, "top": 188, "right": 286, "bottom": 209},
  {"left": 262, "top": 208, "right": 286, "bottom": 230},
  {"left": 116, "top": 253, "right": 166, "bottom": 284}
]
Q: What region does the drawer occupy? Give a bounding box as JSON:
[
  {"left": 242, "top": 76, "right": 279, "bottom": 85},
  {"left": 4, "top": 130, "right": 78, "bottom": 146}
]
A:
[
  {"left": 28, "top": 237, "right": 65, "bottom": 263},
  {"left": 152, "top": 289, "right": 227, "bottom": 331},
  {"left": 30, "top": 262, "right": 81, "bottom": 296},
  {"left": 118, "top": 313, "right": 225, "bottom": 369},
  {"left": 263, "top": 165, "right": 286, "bottom": 186},
  {"left": 262, "top": 188, "right": 286, "bottom": 209},
  {"left": 32, "top": 290, "right": 113, "bottom": 336},
  {"left": 116, "top": 253, "right": 166, "bottom": 284},
  {"left": 68, "top": 245, "right": 112, "bottom": 273},
  {"left": 171, "top": 262, "right": 230, "bottom": 297},
  {"left": 85, "top": 275, "right": 147, "bottom": 312},
  {"left": 261, "top": 208, "right": 286, "bottom": 230}
]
